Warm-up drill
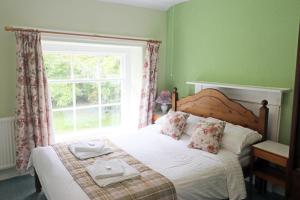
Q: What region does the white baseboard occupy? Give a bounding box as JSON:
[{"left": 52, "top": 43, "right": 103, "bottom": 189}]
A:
[{"left": 0, "top": 167, "right": 20, "bottom": 181}]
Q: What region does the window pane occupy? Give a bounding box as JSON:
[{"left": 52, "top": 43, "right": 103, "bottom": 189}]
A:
[
  {"left": 76, "top": 108, "right": 99, "bottom": 131},
  {"left": 99, "top": 56, "right": 121, "bottom": 78},
  {"left": 50, "top": 83, "right": 73, "bottom": 109},
  {"left": 76, "top": 83, "right": 98, "bottom": 106},
  {"left": 73, "top": 55, "right": 98, "bottom": 79},
  {"left": 53, "top": 110, "right": 73, "bottom": 134},
  {"left": 101, "top": 106, "right": 121, "bottom": 127},
  {"left": 101, "top": 81, "right": 121, "bottom": 104},
  {"left": 44, "top": 54, "right": 71, "bottom": 80}
]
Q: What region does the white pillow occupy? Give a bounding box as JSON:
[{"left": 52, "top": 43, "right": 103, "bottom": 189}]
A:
[
  {"left": 184, "top": 114, "right": 207, "bottom": 136},
  {"left": 222, "top": 122, "right": 262, "bottom": 154},
  {"left": 206, "top": 117, "right": 222, "bottom": 123},
  {"left": 156, "top": 111, "right": 199, "bottom": 127}
]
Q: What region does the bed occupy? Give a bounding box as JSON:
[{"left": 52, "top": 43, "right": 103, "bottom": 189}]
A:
[{"left": 30, "top": 88, "right": 269, "bottom": 200}]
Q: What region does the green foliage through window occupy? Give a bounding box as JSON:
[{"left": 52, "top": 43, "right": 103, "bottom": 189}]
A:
[{"left": 44, "top": 53, "right": 122, "bottom": 134}]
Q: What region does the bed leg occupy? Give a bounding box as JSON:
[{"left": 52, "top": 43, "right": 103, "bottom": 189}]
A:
[{"left": 34, "top": 170, "right": 42, "bottom": 193}]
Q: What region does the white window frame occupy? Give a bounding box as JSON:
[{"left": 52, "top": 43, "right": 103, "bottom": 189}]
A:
[{"left": 42, "top": 40, "right": 144, "bottom": 135}]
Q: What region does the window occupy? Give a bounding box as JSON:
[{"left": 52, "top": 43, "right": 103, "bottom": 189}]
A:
[{"left": 43, "top": 40, "right": 143, "bottom": 136}]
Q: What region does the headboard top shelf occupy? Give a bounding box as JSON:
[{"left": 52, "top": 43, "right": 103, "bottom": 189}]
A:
[{"left": 187, "top": 81, "right": 290, "bottom": 94}]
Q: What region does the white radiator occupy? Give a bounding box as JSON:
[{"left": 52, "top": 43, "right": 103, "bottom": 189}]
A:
[{"left": 0, "top": 117, "right": 16, "bottom": 170}]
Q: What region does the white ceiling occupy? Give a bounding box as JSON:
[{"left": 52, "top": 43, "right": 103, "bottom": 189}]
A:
[{"left": 96, "top": 0, "right": 189, "bottom": 11}]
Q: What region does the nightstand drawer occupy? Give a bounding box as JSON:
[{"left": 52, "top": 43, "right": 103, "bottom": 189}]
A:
[{"left": 253, "top": 148, "right": 288, "bottom": 167}]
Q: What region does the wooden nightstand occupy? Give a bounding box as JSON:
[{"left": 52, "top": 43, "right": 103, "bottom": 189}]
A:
[
  {"left": 250, "top": 140, "right": 289, "bottom": 198},
  {"left": 152, "top": 111, "right": 164, "bottom": 124}
]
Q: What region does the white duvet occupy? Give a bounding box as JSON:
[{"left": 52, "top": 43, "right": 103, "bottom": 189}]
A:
[{"left": 30, "top": 124, "right": 247, "bottom": 200}]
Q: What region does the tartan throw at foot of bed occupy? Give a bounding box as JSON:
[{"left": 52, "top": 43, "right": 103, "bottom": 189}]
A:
[{"left": 52, "top": 139, "right": 177, "bottom": 200}]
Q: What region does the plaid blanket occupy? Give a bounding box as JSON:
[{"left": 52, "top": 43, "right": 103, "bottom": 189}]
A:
[{"left": 52, "top": 139, "right": 177, "bottom": 200}]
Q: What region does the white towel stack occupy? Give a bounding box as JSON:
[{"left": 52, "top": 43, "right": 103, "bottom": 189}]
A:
[
  {"left": 69, "top": 141, "right": 113, "bottom": 160},
  {"left": 87, "top": 159, "right": 124, "bottom": 179},
  {"left": 86, "top": 159, "right": 140, "bottom": 187}
]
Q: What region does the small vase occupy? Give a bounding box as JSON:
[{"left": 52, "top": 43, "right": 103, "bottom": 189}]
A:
[{"left": 161, "top": 104, "right": 168, "bottom": 114}]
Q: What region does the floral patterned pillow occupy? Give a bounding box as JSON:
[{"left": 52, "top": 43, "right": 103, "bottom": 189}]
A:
[
  {"left": 189, "top": 120, "right": 226, "bottom": 154},
  {"left": 161, "top": 110, "right": 189, "bottom": 140}
]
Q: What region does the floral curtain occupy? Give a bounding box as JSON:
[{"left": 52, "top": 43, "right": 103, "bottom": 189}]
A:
[
  {"left": 15, "top": 31, "right": 53, "bottom": 172},
  {"left": 138, "top": 42, "right": 160, "bottom": 128}
]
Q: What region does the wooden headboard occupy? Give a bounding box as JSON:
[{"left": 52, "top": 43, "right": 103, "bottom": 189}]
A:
[{"left": 171, "top": 87, "right": 269, "bottom": 140}]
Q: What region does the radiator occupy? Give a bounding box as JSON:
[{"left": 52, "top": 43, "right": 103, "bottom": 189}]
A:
[{"left": 0, "top": 117, "right": 16, "bottom": 170}]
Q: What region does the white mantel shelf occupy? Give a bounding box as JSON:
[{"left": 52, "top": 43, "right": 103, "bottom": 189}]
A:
[
  {"left": 187, "top": 81, "right": 290, "bottom": 141},
  {"left": 186, "top": 81, "right": 290, "bottom": 94}
]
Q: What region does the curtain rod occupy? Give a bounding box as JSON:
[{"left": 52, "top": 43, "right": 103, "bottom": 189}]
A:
[{"left": 4, "top": 26, "right": 162, "bottom": 44}]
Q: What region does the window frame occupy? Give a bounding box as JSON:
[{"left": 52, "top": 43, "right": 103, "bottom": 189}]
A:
[
  {"left": 42, "top": 40, "right": 144, "bottom": 136},
  {"left": 44, "top": 44, "right": 127, "bottom": 133}
]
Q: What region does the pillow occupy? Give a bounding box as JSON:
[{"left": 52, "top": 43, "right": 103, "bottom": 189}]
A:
[
  {"left": 188, "top": 120, "right": 226, "bottom": 154},
  {"left": 161, "top": 110, "right": 189, "bottom": 140},
  {"left": 206, "top": 117, "right": 222, "bottom": 123},
  {"left": 184, "top": 114, "right": 207, "bottom": 136},
  {"left": 222, "top": 123, "right": 262, "bottom": 154}
]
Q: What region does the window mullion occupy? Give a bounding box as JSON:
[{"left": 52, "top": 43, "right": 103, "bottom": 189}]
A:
[
  {"left": 71, "top": 55, "right": 77, "bottom": 133},
  {"left": 120, "top": 55, "right": 125, "bottom": 128},
  {"left": 98, "top": 57, "right": 102, "bottom": 128}
]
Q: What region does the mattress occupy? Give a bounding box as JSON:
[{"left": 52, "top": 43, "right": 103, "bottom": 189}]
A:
[{"left": 29, "top": 124, "right": 247, "bottom": 200}]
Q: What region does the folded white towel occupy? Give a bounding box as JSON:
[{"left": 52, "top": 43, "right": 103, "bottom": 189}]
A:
[
  {"left": 74, "top": 141, "right": 104, "bottom": 153},
  {"left": 69, "top": 143, "right": 112, "bottom": 160},
  {"left": 87, "top": 159, "right": 140, "bottom": 187},
  {"left": 86, "top": 159, "right": 124, "bottom": 179}
]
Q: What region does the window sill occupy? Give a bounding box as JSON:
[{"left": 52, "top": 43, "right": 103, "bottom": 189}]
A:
[{"left": 54, "top": 127, "right": 136, "bottom": 143}]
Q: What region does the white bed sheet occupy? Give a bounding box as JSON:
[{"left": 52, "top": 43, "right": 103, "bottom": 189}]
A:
[{"left": 30, "top": 124, "right": 246, "bottom": 200}]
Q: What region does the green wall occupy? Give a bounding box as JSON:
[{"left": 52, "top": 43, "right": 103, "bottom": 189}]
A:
[
  {"left": 1, "top": 0, "right": 299, "bottom": 144},
  {"left": 0, "top": 0, "right": 167, "bottom": 118},
  {"left": 167, "top": 0, "right": 300, "bottom": 144}
]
